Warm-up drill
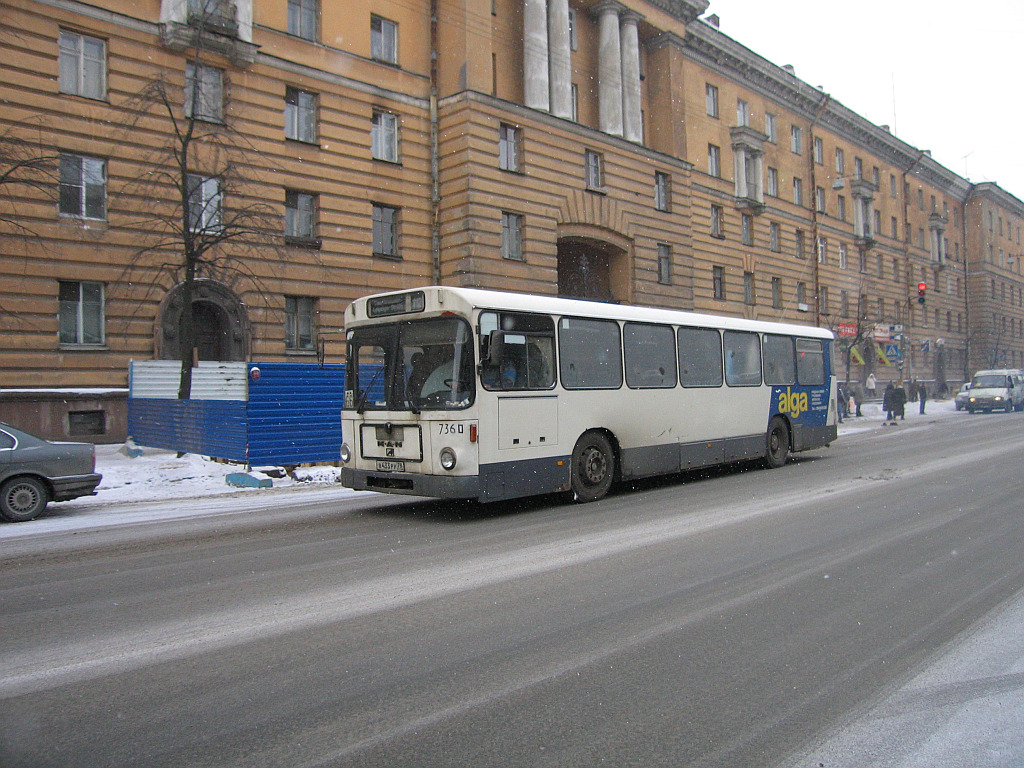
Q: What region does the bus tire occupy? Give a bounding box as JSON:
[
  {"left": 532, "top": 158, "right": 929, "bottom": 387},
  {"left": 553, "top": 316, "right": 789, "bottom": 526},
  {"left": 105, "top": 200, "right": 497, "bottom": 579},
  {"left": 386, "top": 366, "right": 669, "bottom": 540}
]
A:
[
  {"left": 765, "top": 417, "right": 790, "bottom": 469},
  {"left": 571, "top": 431, "right": 615, "bottom": 502}
]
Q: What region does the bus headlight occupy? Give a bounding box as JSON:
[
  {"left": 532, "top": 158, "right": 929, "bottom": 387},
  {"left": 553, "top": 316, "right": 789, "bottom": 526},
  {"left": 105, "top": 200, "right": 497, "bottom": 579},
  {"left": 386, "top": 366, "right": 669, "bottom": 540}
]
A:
[
  {"left": 439, "top": 447, "right": 457, "bottom": 471},
  {"left": 340, "top": 443, "right": 352, "bottom": 463}
]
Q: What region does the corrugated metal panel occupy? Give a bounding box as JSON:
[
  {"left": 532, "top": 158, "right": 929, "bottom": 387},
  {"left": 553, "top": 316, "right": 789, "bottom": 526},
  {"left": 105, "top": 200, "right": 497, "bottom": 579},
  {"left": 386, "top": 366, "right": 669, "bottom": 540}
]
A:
[
  {"left": 128, "top": 398, "right": 248, "bottom": 460},
  {"left": 245, "top": 362, "right": 346, "bottom": 466},
  {"left": 129, "top": 361, "right": 248, "bottom": 401},
  {"left": 129, "top": 361, "right": 184, "bottom": 399},
  {"left": 191, "top": 362, "right": 248, "bottom": 401}
]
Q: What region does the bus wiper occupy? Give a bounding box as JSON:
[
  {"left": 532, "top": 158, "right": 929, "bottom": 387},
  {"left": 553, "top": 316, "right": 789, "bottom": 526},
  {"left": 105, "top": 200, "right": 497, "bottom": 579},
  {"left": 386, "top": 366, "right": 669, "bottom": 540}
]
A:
[{"left": 355, "top": 366, "right": 385, "bottom": 414}]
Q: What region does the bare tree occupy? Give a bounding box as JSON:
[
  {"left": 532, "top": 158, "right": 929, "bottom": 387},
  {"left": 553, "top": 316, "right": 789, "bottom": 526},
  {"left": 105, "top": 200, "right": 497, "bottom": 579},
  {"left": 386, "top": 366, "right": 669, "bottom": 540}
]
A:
[
  {"left": 0, "top": 122, "right": 58, "bottom": 237},
  {"left": 117, "top": 7, "right": 278, "bottom": 399}
]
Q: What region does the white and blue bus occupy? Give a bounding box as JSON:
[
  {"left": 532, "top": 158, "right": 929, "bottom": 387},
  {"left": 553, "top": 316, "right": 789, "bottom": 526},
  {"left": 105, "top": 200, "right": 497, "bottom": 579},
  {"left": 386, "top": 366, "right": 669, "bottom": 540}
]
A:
[{"left": 340, "top": 287, "right": 837, "bottom": 503}]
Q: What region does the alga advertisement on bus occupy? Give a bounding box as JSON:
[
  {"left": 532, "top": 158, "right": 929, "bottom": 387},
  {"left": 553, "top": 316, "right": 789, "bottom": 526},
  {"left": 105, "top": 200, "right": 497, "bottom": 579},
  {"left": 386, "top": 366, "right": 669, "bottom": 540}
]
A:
[{"left": 771, "top": 385, "right": 830, "bottom": 426}]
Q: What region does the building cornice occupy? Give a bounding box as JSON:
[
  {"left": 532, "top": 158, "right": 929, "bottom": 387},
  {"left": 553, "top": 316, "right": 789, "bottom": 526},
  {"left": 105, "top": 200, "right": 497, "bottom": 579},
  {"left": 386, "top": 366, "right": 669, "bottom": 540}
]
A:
[
  {"left": 684, "top": 18, "right": 976, "bottom": 202},
  {"left": 968, "top": 182, "right": 1024, "bottom": 216}
]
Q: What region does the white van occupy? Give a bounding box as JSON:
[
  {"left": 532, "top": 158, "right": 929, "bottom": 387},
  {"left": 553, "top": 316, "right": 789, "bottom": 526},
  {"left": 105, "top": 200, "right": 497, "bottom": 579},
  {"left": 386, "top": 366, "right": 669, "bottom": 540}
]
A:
[{"left": 966, "top": 368, "right": 1024, "bottom": 413}]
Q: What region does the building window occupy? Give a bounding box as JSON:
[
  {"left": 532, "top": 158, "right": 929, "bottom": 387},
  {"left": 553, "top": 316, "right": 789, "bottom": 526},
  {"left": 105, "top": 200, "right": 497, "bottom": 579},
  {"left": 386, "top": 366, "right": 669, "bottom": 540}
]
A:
[
  {"left": 797, "top": 282, "right": 806, "bottom": 308},
  {"left": 654, "top": 172, "right": 671, "bottom": 212},
  {"left": 59, "top": 280, "right": 104, "bottom": 345},
  {"left": 371, "top": 15, "right": 398, "bottom": 64},
  {"left": 790, "top": 125, "right": 802, "bottom": 154},
  {"left": 795, "top": 229, "right": 805, "bottom": 259},
  {"left": 841, "top": 289, "right": 848, "bottom": 317},
  {"left": 184, "top": 62, "right": 223, "bottom": 122},
  {"left": 186, "top": 174, "right": 222, "bottom": 233},
  {"left": 771, "top": 276, "right": 782, "bottom": 308},
  {"left": 835, "top": 147, "right": 845, "bottom": 174},
  {"left": 838, "top": 242, "right": 847, "bottom": 269},
  {"left": 820, "top": 286, "right": 829, "bottom": 316},
  {"left": 568, "top": 8, "right": 578, "bottom": 50},
  {"left": 285, "top": 296, "right": 316, "bottom": 350},
  {"left": 285, "top": 190, "right": 318, "bottom": 244},
  {"left": 891, "top": 216, "right": 899, "bottom": 239},
  {"left": 769, "top": 221, "right": 781, "bottom": 252},
  {"left": 657, "top": 244, "right": 672, "bottom": 285},
  {"left": 744, "top": 271, "right": 755, "bottom": 305},
  {"left": 705, "top": 83, "right": 719, "bottom": 117},
  {"left": 59, "top": 154, "right": 106, "bottom": 220},
  {"left": 767, "top": 167, "right": 778, "bottom": 197},
  {"left": 742, "top": 213, "right": 753, "bottom": 246},
  {"left": 501, "top": 212, "right": 523, "bottom": 261},
  {"left": 736, "top": 99, "right": 749, "bottom": 127},
  {"left": 287, "top": 0, "right": 318, "bottom": 40},
  {"left": 854, "top": 156, "right": 863, "bottom": 180},
  {"left": 713, "top": 265, "right": 725, "bottom": 300},
  {"left": 710, "top": 204, "right": 724, "bottom": 238},
  {"left": 792, "top": 177, "right": 803, "bottom": 206},
  {"left": 571, "top": 83, "right": 579, "bottom": 122},
  {"left": 371, "top": 110, "right": 399, "bottom": 162},
  {"left": 585, "top": 149, "right": 604, "bottom": 189},
  {"left": 813, "top": 136, "right": 823, "bottom": 164},
  {"left": 765, "top": 113, "right": 777, "bottom": 142},
  {"left": 817, "top": 236, "right": 827, "bottom": 264},
  {"left": 837, "top": 195, "right": 847, "bottom": 221},
  {"left": 499, "top": 124, "right": 521, "bottom": 172},
  {"left": 708, "top": 144, "right": 721, "bottom": 177},
  {"left": 815, "top": 185, "right": 825, "bottom": 212},
  {"left": 285, "top": 87, "right": 317, "bottom": 143},
  {"left": 890, "top": 173, "right": 898, "bottom": 197},
  {"left": 372, "top": 204, "right": 399, "bottom": 257},
  {"left": 59, "top": 30, "right": 106, "bottom": 100}
]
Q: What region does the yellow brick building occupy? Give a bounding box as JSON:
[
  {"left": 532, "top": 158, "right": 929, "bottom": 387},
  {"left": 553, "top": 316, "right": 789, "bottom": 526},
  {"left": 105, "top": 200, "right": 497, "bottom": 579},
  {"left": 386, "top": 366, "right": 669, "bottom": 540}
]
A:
[{"left": 0, "top": 0, "right": 1021, "bottom": 439}]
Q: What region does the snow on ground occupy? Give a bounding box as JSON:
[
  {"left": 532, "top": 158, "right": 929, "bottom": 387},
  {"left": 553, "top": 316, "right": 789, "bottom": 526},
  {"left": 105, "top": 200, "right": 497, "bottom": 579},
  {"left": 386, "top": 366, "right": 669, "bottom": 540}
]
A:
[{"left": 0, "top": 396, "right": 961, "bottom": 539}]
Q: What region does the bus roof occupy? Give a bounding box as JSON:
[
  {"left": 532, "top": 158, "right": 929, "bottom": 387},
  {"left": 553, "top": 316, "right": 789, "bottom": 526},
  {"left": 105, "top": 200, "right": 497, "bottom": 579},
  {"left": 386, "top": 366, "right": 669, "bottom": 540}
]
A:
[{"left": 347, "top": 286, "right": 834, "bottom": 340}]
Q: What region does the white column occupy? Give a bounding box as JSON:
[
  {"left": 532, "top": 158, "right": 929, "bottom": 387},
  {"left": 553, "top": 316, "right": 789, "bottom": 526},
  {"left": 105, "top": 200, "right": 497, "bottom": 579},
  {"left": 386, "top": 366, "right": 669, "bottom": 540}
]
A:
[
  {"left": 523, "top": 0, "right": 550, "bottom": 112},
  {"left": 548, "top": 0, "right": 572, "bottom": 119},
  {"left": 620, "top": 12, "right": 643, "bottom": 143},
  {"left": 734, "top": 147, "right": 748, "bottom": 199},
  {"left": 593, "top": 1, "right": 623, "bottom": 137}
]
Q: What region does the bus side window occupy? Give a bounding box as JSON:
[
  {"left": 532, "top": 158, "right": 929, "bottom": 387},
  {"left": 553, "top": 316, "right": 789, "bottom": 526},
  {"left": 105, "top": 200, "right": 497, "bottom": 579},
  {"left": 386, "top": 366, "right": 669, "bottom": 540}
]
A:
[
  {"left": 762, "top": 335, "right": 796, "bottom": 386},
  {"left": 480, "top": 311, "right": 556, "bottom": 391},
  {"left": 624, "top": 322, "right": 677, "bottom": 388},
  {"left": 723, "top": 331, "right": 762, "bottom": 387},
  {"left": 678, "top": 327, "right": 723, "bottom": 387},
  {"left": 559, "top": 318, "right": 622, "bottom": 389},
  {"left": 796, "top": 338, "right": 825, "bottom": 385}
]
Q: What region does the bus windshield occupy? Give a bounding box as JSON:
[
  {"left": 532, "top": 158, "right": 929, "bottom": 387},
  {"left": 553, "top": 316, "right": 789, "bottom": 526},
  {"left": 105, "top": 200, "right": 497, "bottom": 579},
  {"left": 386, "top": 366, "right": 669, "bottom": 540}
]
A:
[{"left": 346, "top": 317, "right": 475, "bottom": 412}]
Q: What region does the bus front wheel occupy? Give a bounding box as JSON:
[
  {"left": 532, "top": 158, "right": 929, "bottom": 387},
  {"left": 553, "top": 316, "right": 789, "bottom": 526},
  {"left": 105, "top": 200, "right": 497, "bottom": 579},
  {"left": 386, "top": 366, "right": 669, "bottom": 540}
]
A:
[
  {"left": 571, "top": 432, "right": 615, "bottom": 502},
  {"left": 765, "top": 417, "right": 790, "bottom": 469}
]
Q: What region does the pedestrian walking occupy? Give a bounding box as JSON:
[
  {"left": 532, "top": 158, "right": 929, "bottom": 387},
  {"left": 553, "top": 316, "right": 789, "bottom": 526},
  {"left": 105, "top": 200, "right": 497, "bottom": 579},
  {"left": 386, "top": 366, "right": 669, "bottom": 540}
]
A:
[
  {"left": 866, "top": 372, "right": 877, "bottom": 398},
  {"left": 837, "top": 383, "right": 847, "bottom": 422},
  {"left": 919, "top": 382, "right": 927, "bottom": 414}
]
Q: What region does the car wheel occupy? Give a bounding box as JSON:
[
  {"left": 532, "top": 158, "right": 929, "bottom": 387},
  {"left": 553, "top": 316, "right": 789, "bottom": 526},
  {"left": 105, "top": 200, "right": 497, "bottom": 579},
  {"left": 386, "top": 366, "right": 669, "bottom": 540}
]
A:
[
  {"left": 570, "top": 431, "right": 615, "bottom": 502},
  {"left": 765, "top": 416, "right": 790, "bottom": 469},
  {"left": 0, "top": 476, "right": 49, "bottom": 522}
]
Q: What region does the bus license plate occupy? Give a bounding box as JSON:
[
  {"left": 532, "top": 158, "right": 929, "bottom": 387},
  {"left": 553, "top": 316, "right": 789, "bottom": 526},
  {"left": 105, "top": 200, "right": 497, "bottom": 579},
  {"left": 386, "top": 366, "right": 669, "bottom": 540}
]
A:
[{"left": 376, "top": 460, "right": 405, "bottom": 472}]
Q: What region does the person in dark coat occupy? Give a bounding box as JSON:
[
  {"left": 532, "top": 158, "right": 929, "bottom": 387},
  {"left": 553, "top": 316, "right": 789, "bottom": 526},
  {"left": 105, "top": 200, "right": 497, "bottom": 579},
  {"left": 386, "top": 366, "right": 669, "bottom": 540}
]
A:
[
  {"left": 883, "top": 382, "right": 895, "bottom": 424},
  {"left": 893, "top": 383, "right": 907, "bottom": 420}
]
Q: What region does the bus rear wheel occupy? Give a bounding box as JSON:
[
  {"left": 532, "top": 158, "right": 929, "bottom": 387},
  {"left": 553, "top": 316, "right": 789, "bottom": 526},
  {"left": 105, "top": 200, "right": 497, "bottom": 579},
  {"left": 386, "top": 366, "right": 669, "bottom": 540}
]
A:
[
  {"left": 571, "top": 432, "right": 615, "bottom": 502},
  {"left": 765, "top": 417, "right": 790, "bottom": 469}
]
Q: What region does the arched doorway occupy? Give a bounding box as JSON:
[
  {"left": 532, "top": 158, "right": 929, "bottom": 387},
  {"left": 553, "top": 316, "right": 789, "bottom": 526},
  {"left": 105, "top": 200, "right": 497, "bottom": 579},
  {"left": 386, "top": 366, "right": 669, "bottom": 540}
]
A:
[
  {"left": 156, "top": 279, "right": 249, "bottom": 362},
  {"left": 192, "top": 301, "right": 229, "bottom": 361},
  {"left": 556, "top": 229, "right": 630, "bottom": 303}
]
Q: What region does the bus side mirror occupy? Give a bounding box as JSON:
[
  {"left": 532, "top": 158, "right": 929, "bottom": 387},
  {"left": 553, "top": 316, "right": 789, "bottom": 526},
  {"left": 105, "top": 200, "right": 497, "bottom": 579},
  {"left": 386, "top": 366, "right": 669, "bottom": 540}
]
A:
[{"left": 487, "top": 330, "right": 505, "bottom": 364}]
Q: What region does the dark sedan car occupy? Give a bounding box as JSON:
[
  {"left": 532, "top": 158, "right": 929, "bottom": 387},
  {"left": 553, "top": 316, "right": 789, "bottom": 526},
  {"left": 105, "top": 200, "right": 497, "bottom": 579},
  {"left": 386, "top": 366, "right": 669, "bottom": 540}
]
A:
[{"left": 0, "top": 423, "right": 102, "bottom": 522}]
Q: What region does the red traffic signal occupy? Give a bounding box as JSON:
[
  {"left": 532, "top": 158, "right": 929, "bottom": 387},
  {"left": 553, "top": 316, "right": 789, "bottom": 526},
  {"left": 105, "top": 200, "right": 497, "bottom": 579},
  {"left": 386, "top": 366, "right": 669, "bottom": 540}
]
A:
[{"left": 917, "top": 282, "right": 927, "bottom": 304}]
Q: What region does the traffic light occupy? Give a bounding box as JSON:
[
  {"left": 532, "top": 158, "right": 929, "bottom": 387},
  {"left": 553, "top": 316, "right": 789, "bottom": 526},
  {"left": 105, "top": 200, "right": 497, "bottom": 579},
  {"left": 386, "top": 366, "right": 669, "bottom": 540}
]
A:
[{"left": 917, "top": 282, "right": 927, "bottom": 304}]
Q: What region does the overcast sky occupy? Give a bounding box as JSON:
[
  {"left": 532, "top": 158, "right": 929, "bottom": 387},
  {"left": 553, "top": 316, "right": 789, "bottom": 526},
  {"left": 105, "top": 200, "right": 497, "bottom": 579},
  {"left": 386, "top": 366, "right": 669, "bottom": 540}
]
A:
[{"left": 706, "top": 1, "right": 1024, "bottom": 202}]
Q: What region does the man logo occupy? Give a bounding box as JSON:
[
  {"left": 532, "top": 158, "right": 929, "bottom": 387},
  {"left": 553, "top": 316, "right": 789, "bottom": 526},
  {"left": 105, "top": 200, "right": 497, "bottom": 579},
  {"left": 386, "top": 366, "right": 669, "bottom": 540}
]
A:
[{"left": 778, "top": 387, "right": 808, "bottom": 418}]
